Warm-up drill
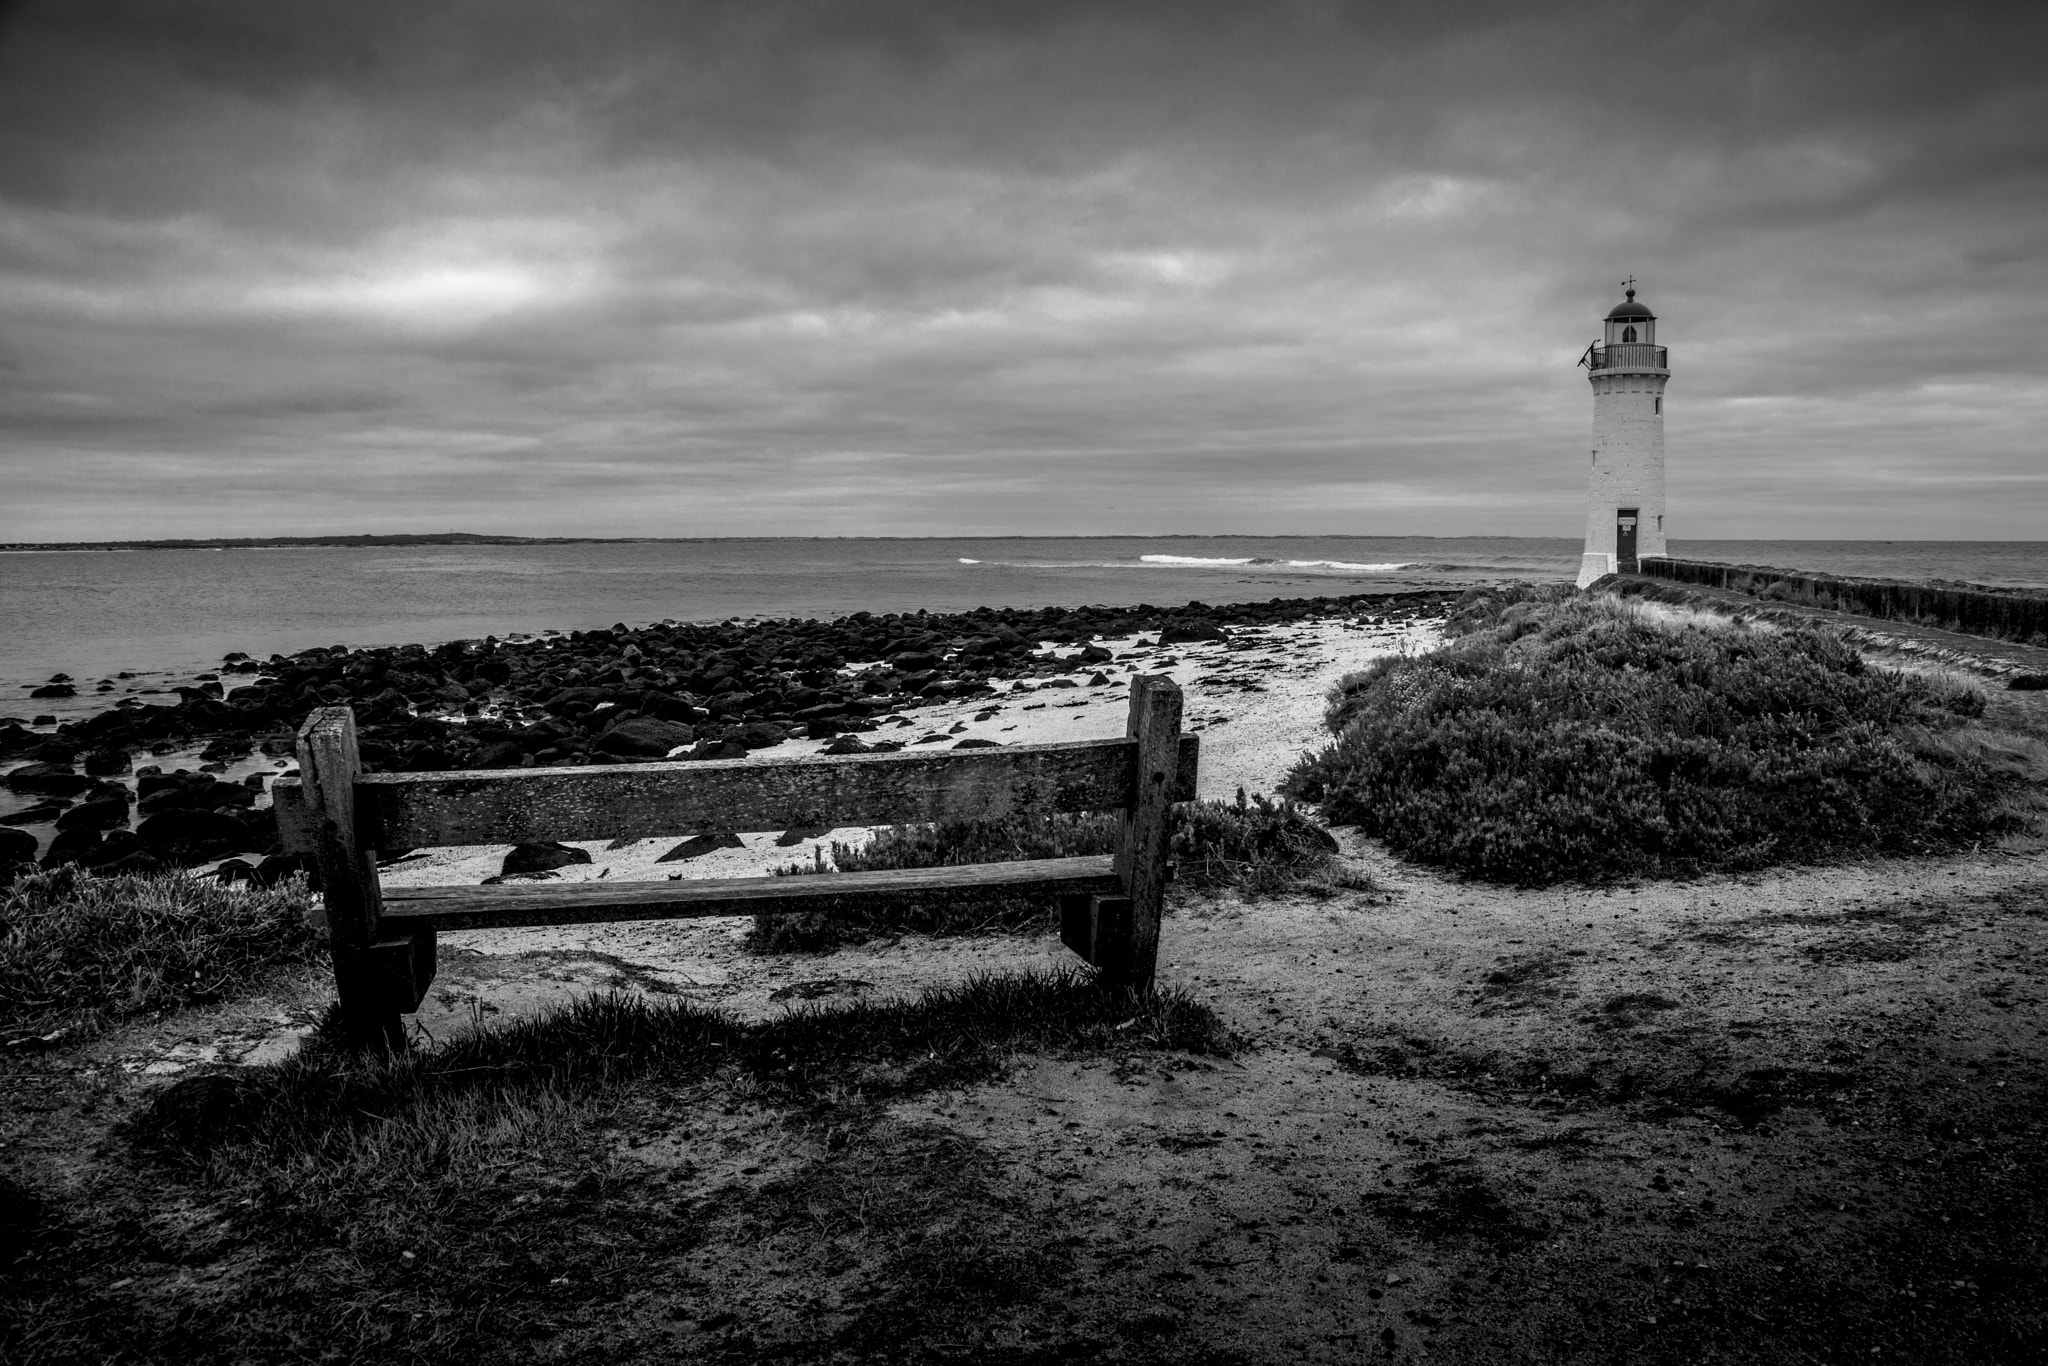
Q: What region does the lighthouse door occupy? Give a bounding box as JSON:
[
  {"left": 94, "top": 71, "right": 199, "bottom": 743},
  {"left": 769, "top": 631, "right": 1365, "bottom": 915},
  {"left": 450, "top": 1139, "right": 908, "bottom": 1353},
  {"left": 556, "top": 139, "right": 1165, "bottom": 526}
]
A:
[{"left": 1616, "top": 508, "right": 1640, "bottom": 573}]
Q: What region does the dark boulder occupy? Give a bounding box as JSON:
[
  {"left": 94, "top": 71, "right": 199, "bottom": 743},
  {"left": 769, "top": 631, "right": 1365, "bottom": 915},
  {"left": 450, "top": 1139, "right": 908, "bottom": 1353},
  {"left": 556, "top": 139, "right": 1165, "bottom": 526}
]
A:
[
  {"left": 0, "top": 827, "right": 36, "bottom": 874},
  {"left": 136, "top": 808, "right": 249, "bottom": 861},
  {"left": 2009, "top": 674, "right": 2048, "bottom": 691},
  {"left": 656, "top": 831, "right": 745, "bottom": 862},
  {"left": 683, "top": 739, "right": 749, "bottom": 761},
  {"left": 0, "top": 801, "right": 69, "bottom": 826},
  {"left": 819, "top": 735, "right": 869, "bottom": 756},
  {"left": 55, "top": 797, "right": 129, "bottom": 832},
  {"left": 41, "top": 826, "right": 104, "bottom": 868},
  {"left": 1159, "top": 620, "right": 1229, "bottom": 645},
  {"left": 27, "top": 683, "right": 75, "bottom": 699},
  {"left": 591, "top": 716, "right": 694, "bottom": 758},
  {"left": 889, "top": 650, "right": 945, "bottom": 672},
  {"left": 82, "top": 747, "right": 132, "bottom": 776},
  {"left": 954, "top": 738, "right": 1002, "bottom": 748},
  {"left": 81, "top": 829, "right": 151, "bottom": 870},
  {"left": 5, "top": 763, "right": 93, "bottom": 798},
  {"left": 501, "top": 841, "right": 591, "bottom": 876}
]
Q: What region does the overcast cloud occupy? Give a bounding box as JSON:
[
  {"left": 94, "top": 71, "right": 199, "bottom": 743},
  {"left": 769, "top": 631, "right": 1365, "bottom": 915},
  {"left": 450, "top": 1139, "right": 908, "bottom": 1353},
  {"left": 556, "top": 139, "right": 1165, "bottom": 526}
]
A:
[{"left": 2, "top": 0, "right": 2043, "bottom": 541}]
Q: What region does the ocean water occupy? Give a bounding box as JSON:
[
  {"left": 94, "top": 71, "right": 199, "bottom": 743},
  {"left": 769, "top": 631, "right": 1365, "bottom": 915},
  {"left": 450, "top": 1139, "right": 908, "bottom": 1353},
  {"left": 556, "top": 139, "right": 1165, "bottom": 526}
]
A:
[{"left": 4, "top": 536, "right": 2046, "bottom": 722}]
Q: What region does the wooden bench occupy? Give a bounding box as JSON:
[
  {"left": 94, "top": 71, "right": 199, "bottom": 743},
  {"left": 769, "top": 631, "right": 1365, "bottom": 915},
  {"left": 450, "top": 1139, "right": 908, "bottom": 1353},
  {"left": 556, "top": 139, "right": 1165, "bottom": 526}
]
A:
[{"left": 273, "top": 675, "right": 1195, "bottom": 1049}]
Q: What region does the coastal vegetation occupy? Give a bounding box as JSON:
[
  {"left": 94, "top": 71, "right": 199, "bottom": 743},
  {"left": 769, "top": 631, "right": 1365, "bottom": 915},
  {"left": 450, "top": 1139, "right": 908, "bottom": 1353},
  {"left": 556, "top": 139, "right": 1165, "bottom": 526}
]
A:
[
  {"left": 753, "top": 792, "right": 1373, "bottom": 951},
  {"left": 0, "top": 866, "right": 316, "bottom": 1042},
  {"left": 1284, "top": 591, "right": 2042, "bottom": 885}
]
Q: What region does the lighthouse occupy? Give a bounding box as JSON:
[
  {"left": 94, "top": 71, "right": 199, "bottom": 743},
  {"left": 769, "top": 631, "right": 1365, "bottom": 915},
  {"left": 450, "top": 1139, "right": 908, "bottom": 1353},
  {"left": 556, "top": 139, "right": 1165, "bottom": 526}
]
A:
[{"left": 1575, "top": 281, "right": 1668, "bottom": 587}]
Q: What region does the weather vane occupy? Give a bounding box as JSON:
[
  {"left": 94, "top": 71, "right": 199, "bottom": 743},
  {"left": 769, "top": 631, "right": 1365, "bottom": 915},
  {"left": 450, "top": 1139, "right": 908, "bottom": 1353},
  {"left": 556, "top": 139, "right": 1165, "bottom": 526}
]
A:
[{"left": 1623, "top": 275, "right": 1636, "bottom": 297}]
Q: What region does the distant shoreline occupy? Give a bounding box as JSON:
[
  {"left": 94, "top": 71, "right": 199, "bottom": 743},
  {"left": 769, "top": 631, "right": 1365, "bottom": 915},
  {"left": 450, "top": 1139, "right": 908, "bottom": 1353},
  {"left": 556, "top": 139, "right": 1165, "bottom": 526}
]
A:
[{"left": 6, "top": 532, "right": 2045, "bottom": 555}]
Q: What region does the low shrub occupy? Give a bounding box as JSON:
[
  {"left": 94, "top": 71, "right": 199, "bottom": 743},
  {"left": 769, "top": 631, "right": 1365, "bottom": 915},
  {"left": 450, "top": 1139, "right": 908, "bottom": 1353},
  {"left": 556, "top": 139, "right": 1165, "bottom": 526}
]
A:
[
  {"left": 1284, "top": 595, "right": 2029, "bottom": 886},
  {"left": 0, "top": 866, "right": 319, "bottom": 1039},
  {"left": 751, "top": 795, "right": 1367, "bottom": 953}
]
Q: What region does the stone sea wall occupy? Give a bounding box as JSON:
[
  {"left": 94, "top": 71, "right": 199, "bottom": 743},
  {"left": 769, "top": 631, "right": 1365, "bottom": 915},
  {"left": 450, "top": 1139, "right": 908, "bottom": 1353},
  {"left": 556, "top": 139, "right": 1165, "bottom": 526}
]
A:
[{"left": 1640, "top": 557, "right": 2048, "bottom": 646}]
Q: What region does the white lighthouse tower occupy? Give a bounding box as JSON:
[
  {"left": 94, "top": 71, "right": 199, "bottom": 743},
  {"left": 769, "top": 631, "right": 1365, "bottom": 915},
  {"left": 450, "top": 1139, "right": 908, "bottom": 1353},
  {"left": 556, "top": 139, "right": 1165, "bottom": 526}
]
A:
[{"left": 1575, "top": 281, "right": 1669, "bottom": 587}]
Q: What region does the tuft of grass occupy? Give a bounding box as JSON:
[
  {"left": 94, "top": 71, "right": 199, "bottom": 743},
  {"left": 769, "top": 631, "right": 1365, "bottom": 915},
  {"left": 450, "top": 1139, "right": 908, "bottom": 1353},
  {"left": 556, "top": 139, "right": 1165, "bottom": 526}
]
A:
[
  {"left": 0, "top": 866, "right": 319, "bottom": 1039},
  {"left": 753, "top": 812, "right": 1118, "bottom": 951},
  {"left": 128, "top": 968, "right": 1230, "bottom": 1184},
  {"left": 751, "top": 797, "right": 1371, "bottom": 953},
  {"left": 1285, "top": 594, "right": 2032, "bottom": 886},
  {"left": 1173, "top": 788, "right": 1376, "bottom": 898}
]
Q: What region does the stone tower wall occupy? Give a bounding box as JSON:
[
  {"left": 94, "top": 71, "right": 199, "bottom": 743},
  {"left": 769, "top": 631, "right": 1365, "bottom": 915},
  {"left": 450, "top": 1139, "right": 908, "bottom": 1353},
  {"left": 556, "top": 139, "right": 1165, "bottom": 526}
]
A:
[{"left": 1577, "top": 370, "right": 1668, "bottom": 585}]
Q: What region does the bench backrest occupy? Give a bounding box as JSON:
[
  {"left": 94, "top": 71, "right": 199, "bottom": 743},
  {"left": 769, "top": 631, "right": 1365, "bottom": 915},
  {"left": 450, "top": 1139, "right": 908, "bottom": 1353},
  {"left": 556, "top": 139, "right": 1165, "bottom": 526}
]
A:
[{"left": 271, "top": 675, "right": 1192, "bottom": 1049}]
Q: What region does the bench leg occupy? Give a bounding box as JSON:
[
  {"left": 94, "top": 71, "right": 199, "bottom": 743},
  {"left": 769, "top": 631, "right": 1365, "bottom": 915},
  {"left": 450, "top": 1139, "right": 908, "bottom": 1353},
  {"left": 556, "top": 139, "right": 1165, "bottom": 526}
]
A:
[
  {"left": 298, "top": 706, "right": 405, "bottom": 1053},
  {"left": 1109, "top": 675, "right": 1182, "bottom": 992}
]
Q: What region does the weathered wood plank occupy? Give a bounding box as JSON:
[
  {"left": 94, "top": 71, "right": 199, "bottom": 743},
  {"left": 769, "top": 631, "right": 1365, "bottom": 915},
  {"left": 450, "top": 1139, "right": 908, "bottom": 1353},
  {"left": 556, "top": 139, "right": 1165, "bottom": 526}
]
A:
[
  {"left": 274, "top": 734, "right": 1200, "bottom": 852},
  {"left": 375, "top": 855, "right": 1121, "bottom": 932},
  {"left": 1110, "top": 675, "right": 1182, "bottom": 991},
  {"left": 296, "top": 708, "right": 405, "bottom": 1051}
]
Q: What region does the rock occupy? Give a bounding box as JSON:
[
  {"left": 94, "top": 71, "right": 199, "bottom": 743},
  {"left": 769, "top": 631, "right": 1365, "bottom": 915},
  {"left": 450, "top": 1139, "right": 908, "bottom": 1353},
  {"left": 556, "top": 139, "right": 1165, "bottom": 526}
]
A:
[
  {"left": 2009, "top": 674, "right": 2048, "bottom": 691},
  {"left": 804, "top": 719, "right": 841, "bottom": 739},
  {"left": 773, "top": 825, "right": 833, "bottom": 846},
  {"left": 30, "top": 716, "right": 55, "bottom": 727},
  {"left": 55, "top": 797, "right": 129, "bottom": 833},
  {"left": 656, "top": 831, "right": 745, "bottom": 862},
  {"left": 40, "top": 826, "right": 103, "bottom": 868},
  {"left": 0, "top": 827, "right": 36, "bottom": 872},
  {"left": 819, "top": 735, "right": 870, "bottom": 755},
  {"left": 0, "top": 801, "right": 68, "bottom": 826},
  {"left": 683, "top": 739, "right": 749, "bottom": 761},
  {"left": 1159, "top": 620, "right": 1229, "bottom": 645},
  {"left": 27, "top": 683, "right": 75, "bottom": 699},
  {"left": 82, "top": 747, "right": 132, "bottom": 776},
  {"left": 136, "top": 808, "right": 249, "bottom": 861},
  {"left": 954, "top": 738, "right": 1001, "bottom": 748},
  {"left": 213, "top": 858, "right": 258, "bottom": 884},
  {"left": 1078, "top": 644, "right": 1114, "bottom": 663},
  {"left": 501, "top": 841, "right": 592, "bottom": 876},
  {"left": 591, "top": 716, "right": 695, "bottom": 758},
  {"left": 889, "top": 651, "right": 945, "bottom": 672},
  {"left": 4, "top": 763, "right": 93, "bottom": 798},
  {"left": 80, "top": 829, "right": 149, "bottom": 870}
]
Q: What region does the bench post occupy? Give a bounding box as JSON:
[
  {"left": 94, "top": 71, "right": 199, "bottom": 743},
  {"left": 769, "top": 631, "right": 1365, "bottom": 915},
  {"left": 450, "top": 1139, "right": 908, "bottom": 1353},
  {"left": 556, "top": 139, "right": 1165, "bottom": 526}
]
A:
[
  {"left": 297, "top": 707, "right": 406, "bottom": 1052},
  {"left": 1108, "top": 674, "right": 1182, "bottom": 991}
]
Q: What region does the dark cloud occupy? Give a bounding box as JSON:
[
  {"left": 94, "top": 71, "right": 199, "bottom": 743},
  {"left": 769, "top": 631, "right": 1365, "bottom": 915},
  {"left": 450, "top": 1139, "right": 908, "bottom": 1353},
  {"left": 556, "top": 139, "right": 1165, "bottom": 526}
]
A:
[{"left": 2, "top": 0, "right": 2044, "bottom": 540}]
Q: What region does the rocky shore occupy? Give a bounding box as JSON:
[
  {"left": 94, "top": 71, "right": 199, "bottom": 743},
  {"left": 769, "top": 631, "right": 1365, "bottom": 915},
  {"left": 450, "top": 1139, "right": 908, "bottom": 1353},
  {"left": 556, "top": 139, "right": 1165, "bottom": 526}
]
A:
[{"left": 1, "top": 590, "right": 1455, "bottom": 882}]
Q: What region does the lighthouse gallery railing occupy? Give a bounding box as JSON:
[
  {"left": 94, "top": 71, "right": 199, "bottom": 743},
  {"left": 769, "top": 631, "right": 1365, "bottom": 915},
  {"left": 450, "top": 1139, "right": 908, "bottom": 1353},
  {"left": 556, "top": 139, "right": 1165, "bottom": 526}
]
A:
[{"left": 1583, "top": 342, "right": 1668, "bottom": 371}]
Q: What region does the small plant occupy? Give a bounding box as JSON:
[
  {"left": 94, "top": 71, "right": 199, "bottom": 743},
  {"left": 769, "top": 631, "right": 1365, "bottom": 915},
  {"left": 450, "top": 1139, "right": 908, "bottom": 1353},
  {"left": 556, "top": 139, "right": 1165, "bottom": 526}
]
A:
[
  {"left": 751, "top": 796, "right": 1369, "bottom": 953},
  {"left": 0, "top": 866, "right": 319, "bottom": 1039}
]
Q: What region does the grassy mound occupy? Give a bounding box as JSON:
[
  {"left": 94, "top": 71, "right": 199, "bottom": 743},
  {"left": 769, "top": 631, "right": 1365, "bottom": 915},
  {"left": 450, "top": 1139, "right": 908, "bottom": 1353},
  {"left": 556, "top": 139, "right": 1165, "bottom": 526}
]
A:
[
  {"left": 752, "top": 795, "right": 1368, "bottom": 952},
  {"left": 0, "top": 866, "right": 318, "bottom": 1040},
  {"left": 1283, "top": 595, "right": 2034, "bottom": 885}
]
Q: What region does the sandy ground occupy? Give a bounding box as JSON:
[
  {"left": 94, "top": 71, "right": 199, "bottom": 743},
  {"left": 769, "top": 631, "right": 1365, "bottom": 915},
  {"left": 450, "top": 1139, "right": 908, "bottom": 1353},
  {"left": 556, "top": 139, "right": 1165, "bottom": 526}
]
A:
[{"left": 7, "top": 599, "right": 2046, "bottom": 1362}]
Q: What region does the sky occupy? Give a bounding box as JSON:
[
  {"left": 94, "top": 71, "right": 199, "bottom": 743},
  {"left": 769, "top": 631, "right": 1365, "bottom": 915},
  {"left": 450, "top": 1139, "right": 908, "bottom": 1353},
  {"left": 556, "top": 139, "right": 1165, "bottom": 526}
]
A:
[{"left": 1, "top": 0, "right": 2044, "bottom": 542}]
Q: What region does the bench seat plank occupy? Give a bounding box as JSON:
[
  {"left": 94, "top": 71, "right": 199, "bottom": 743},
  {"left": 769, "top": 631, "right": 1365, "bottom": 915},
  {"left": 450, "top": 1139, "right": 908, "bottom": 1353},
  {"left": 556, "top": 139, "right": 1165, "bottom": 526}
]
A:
[
  {"left": 376, "top": 854, "right": 1120, "bottom": 933},
  {"left": 274, "top": 735, "right": 1198, "bottom": 852}
]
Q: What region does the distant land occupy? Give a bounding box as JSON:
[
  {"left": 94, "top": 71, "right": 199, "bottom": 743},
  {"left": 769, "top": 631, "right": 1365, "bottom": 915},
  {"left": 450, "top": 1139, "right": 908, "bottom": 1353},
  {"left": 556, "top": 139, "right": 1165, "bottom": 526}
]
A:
[{"left": 0, "top": 532, "right": 622, "bottom": 552}]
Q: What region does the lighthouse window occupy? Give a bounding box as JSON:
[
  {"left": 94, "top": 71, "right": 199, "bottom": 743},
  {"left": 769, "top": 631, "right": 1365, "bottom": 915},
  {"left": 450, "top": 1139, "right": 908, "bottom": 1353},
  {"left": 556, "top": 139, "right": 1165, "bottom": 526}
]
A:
[
  {"left": 1621, "top": 325, "right": 1637, "bottom": 343},
  {"left": 1654, "top": 397, "right": 1661, "bottom": 414}
]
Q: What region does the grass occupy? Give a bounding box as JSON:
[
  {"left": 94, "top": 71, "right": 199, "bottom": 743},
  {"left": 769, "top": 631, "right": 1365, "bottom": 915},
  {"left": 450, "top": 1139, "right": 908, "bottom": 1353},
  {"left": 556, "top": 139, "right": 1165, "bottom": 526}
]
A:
[
  {"left": 752, "top": 795, "right": 1371, "bottom": 952},
  {"left": 131, "top": 968, "right": 1231, "bottom": 1181},
  {"left": 0, "top": 866, "right": 319, "bottom": 1040},
  {"left": 1282, "top": 592, "right": 2037, "bottom": 886}
]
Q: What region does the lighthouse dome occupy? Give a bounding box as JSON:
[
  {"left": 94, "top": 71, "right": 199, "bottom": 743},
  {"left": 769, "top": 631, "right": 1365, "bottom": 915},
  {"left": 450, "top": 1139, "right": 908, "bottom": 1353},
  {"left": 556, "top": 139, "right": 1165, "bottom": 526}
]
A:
[{"left": 1606, "top": 289, "right": 1655, "bottom": 321}]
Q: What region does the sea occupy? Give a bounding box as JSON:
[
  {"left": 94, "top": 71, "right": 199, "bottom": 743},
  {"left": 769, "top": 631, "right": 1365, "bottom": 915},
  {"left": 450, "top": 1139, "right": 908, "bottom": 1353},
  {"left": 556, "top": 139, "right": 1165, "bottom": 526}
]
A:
[{"left": 5, "top": 536, "right": 2047, "bottom": 723}]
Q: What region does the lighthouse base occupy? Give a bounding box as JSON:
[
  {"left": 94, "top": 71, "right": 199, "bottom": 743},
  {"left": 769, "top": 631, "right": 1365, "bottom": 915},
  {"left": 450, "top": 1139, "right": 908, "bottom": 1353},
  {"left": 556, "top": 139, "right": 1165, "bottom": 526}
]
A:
[{"left": 1575, "top": 552, "right": 1616, "bottom": 589}]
